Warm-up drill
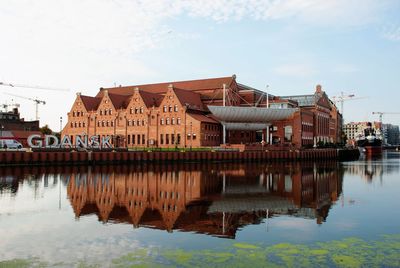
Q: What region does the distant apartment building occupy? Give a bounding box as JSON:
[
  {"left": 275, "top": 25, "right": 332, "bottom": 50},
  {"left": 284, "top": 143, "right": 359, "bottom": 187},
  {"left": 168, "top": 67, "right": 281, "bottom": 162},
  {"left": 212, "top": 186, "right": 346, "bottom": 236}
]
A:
[
  {"left": 62, "top": 75, "right": 342, "bottom": 149},
  {"left": 344, "top": 121, "right": 382, "bottom": 144},
  {"left": 382, "top": 124, "right": 400, "bottom": 145}
]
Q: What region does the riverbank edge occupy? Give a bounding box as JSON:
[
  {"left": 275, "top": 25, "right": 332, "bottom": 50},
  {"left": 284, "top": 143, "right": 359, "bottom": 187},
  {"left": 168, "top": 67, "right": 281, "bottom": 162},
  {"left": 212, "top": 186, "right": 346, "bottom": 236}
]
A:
[{"left": 0, "top": 149, "right": 359, "bottom": 166}]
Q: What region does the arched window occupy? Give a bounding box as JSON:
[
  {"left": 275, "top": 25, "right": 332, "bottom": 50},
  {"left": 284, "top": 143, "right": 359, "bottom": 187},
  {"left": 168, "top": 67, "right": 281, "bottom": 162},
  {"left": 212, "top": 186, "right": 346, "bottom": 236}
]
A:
[
  {"left": 174, "top": 105, "right": 178, "bottom": 112},
  {"left": 160, "top": 118, "right": 164, "bottom": 125},
  {"left": 177, "top": 117, "right": 181, "bottom": 125},
  {"left": 109, "top": 109, "right": 112, "bottom": 115},
  {"left": 111, "top": 121, "right": 114, "bottom": 127},
  {"left": 130, "top": 108, "right": 133, "bottom": 114},
  {"left": 169, "top": 106, "right": 172, "bottom": 112},
  {"left": 140, "top": 107, "right": 144, "bottom": 114},
  {"left": 102, "top": 121, "right": 105, "bottom": 127},
  {"left": 133, "top": 120, "right": 136, "bottom": 126},
  {"left": 166, "top": 118, "right": 170, "bottom": 125},
  {"left": 171, "top": 118, "right": 175, "bottom": 125},
  {"left": 73, "top": 111, "right": 76, "bottom": 117},
  {"left": 100, "top": 110, "right": 103, "bottom": 115},
  {"left": 137, "top": 120, "right": 141, "bottom": 126},
  {"left": 142, "top": 119, "right": 145, "bottom": 125},
  {"left": 78, "top": 122, "right": 81, "bottom": 127},
  {"left": 104, "top": 109, "right": 108, "bottom": 115},
  {"left": 70, "top": 122, "right": 73, "bottom": 128},
  {"left": 106, "top": 121, "right": 109, "bottom": 127},
  {"left": 83, "top": 122, "right": 86, "bottom": 127},
  {"left": 163, "top": 105, "right": 167, "bottom": 112},
  {"left": 74, "top": 122, "right": 77, "bottom": 127}
]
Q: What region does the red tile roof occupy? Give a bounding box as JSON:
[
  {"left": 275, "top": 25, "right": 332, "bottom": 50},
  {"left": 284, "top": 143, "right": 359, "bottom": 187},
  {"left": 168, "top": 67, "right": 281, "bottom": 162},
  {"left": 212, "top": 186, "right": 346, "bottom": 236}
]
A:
[
  {"left": 80, "top": 95, "right": 102, "bottom": 111},
  {"left": 108, "top": 93, "right": 129, "bottom": 109},
  {"left": 138, "top": 90, "right": 164, "bottom": 108},
  {"left": 173, "top": 87, "right": 204, "bottom": 111},
  {"left": 97, "top": 76, "right": 235, "bottom": 97}
]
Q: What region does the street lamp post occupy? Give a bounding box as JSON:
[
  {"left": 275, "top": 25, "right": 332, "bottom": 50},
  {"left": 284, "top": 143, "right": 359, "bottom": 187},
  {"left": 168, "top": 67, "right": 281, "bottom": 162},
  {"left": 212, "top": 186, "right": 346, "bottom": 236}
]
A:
[{"left": 190, "top": 121, "right": 193, "bottom": 151}]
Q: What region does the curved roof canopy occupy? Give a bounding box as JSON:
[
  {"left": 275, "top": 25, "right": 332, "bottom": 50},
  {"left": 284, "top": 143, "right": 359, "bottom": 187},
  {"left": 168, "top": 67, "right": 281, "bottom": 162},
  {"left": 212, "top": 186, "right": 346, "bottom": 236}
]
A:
[{"left": 207, "top": 106, "right": 298, "bottom": 130}]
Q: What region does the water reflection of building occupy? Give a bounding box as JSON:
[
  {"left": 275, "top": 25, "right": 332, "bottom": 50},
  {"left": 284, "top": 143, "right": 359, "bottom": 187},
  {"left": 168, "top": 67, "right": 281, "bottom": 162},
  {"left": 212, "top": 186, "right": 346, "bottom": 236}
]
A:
[
  {"left": 0, "top": 163, "right": 342, "bottom": 238},
  {"left": 343, "top": 153, "right": 400, "bottom": 183},
  {"left": 65, "top": 162, "right": 342, "bottom": 238}
]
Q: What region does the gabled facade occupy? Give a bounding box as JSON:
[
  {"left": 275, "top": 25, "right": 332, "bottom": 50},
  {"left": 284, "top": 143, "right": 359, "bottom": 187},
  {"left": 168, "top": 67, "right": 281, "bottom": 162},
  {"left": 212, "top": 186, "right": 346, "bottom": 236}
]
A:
[{"left": 62, "top": 76, "right": 341, "bottom": 149}]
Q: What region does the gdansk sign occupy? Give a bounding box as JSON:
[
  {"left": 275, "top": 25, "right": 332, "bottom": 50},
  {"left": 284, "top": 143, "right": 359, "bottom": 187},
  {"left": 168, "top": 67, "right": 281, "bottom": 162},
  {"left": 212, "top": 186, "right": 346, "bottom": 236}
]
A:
[{"left": 27, "top": 135, "right": 113, "bottom": 149}]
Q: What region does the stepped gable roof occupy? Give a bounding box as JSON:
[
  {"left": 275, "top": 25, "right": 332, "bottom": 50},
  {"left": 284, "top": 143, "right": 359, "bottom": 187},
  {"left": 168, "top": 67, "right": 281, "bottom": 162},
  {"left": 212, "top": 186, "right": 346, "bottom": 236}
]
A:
[
  {"left": 138, "top": 90, "right": 163, "bottom": 108},
  {"left": 80, "top": 95, "right": 102, "bottom": 111},
  {"left": 98, "top": 76, "right": 235, "bottom": 96},
  {"left": 172, "top": 87, "right": 204, "bottom": 111}
]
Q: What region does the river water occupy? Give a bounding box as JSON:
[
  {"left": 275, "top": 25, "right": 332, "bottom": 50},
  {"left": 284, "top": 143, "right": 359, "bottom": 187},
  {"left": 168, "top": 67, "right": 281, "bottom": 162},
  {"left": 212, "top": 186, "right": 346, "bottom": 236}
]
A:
[{"left": 0, "top": 152, "right": 399, "bottom": 267}]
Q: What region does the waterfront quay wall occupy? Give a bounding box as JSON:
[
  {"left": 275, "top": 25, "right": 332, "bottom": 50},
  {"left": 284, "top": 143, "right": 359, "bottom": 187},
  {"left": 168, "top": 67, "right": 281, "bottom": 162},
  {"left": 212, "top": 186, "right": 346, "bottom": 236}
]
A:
[{"left": 0, "top": 149, "right": 359, "bottom": 166}]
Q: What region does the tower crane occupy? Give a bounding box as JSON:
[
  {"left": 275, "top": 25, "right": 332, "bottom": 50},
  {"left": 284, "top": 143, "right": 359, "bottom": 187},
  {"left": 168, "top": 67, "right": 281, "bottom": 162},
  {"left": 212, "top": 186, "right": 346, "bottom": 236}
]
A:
[
  {"left": 4, "top": 93, "right": 46, "bottom": 120},
  {"left": 331, "top": 92, "right": 367, "bottom": 116},
  {"left": 372, "top": 112, "right": 400, "bottom": 126},
  {"left": 0, "top": 81, "right": 69, "bottom": 92}
]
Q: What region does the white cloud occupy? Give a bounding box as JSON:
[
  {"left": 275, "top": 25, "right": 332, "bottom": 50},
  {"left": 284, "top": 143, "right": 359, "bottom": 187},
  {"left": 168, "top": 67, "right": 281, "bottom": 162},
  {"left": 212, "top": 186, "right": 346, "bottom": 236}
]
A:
[
  {"left": 0, "top": 0, "right": 394, "bottom": 128},
  {"left": 382, "top": 24, "right": 400, "bottom": 41},
  {"left": 274, "top": 63, "right": 317, "bottom": 78}
]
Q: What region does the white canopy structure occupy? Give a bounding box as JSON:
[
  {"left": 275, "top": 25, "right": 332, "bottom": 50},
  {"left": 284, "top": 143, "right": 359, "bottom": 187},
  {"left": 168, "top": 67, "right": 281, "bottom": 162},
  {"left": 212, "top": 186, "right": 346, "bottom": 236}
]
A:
[
  {"left": 207, "top": 106, "right": 298, "bottom": 143},
  {"left": 208, "top": 106, "right": 298, "bottom": 124}
]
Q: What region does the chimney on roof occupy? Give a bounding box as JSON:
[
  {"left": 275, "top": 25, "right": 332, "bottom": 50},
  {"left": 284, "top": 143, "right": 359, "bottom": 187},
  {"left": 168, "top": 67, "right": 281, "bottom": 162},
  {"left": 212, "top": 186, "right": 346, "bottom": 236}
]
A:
[
  {"left": 232, "top": 74, "right": 236, "bottom": 80},
  {"left": 168, "top": 84, "right": 174, "bottom": 90},
  {"left": 316, "top": 84, "right": 322, "bottom": 94},
  {"left": 104, "top": 89, "right": 108, "bottom": 96}
]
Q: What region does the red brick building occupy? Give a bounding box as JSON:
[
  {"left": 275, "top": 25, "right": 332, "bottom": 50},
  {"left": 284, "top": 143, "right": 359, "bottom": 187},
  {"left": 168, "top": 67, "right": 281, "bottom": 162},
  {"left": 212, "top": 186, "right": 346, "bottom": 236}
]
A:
[{"left": 62, "top": 76, "right": 341, "bottom": 149}]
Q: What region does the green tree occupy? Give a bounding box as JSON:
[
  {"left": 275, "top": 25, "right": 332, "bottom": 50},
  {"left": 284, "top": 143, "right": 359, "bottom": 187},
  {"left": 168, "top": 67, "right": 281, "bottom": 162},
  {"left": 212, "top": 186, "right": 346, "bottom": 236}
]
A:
[{"left": 39, "top": 124, "right": 52, "bottom": 135}]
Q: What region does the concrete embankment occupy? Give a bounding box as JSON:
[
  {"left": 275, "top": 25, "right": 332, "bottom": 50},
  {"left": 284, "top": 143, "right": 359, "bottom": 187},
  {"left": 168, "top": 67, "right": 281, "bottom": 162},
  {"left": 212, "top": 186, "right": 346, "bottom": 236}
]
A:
[{"left": 0, "top": 148, "right": 359, "bottom": 166}]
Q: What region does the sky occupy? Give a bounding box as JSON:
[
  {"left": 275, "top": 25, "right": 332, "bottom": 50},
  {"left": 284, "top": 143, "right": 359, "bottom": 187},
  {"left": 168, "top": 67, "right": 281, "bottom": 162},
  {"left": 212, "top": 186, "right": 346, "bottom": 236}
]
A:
[{"left": 0, "top": 0, "right": 400, "bottom": 130}]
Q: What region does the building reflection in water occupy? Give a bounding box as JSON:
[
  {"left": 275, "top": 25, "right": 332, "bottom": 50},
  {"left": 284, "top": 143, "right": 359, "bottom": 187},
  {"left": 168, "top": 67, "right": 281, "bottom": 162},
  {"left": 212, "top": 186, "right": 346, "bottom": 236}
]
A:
[{"left": 0, "top": 162, "right": 343, "bottom": 239}]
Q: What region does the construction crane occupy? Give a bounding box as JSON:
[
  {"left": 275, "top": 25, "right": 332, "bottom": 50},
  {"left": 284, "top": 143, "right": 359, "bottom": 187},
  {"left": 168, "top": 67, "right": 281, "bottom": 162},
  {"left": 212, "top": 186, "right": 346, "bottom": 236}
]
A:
[
  {"left": 372, "top": 112, "right": 400, "bottom": 125},
  {"left": 0, "top": 81, "right": 69, "bottom": 92},
  {"left": 331, "top": 92, "right": 367, "bottom": 116},
  {"left": 4, "top": 93, "right": 46, "bottom": 120}
]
